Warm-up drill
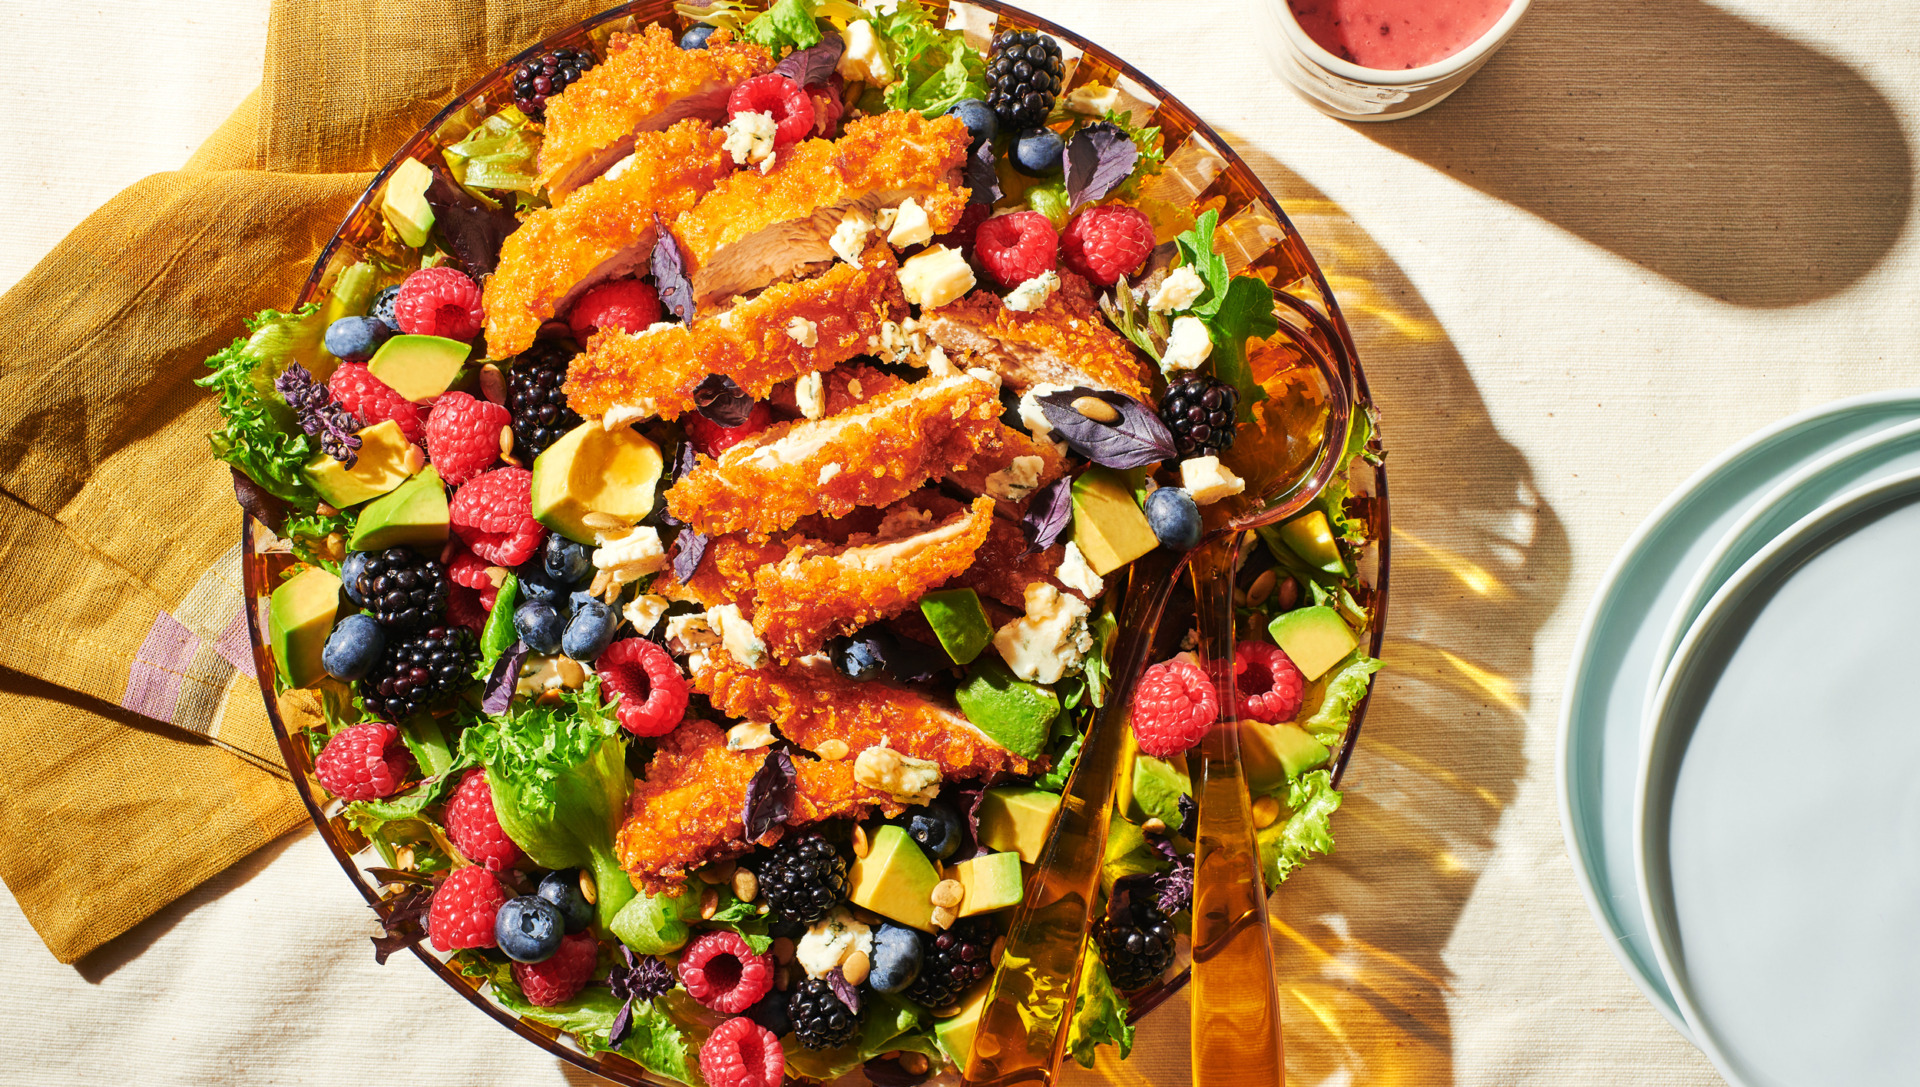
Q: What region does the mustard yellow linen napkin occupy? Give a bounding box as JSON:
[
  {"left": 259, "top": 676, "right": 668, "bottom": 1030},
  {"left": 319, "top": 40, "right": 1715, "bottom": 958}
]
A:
[{"left": 0, "top": 0, "right": 604, "bottom": 963}]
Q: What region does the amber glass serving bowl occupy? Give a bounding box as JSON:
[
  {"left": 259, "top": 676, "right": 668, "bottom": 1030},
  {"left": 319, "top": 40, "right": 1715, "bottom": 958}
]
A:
[{"left": 239, "top": 2, "right": 1389, "bottom": 1081}]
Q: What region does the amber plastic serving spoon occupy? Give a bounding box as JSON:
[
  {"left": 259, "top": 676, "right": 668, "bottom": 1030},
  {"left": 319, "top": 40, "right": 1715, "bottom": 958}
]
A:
[{"left": 963, "top": 295, "right": 1355, "bottom": 1087}]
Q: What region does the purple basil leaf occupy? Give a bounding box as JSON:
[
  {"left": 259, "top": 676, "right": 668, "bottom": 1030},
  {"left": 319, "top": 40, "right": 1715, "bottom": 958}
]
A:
[
  {"left": 608, "top": 996, "right": 635, "bottom": 1048},
  {"left": 231, "top": 466, "right": 288, "bottom": 533},
  {"left": 693, "top": 374, "right": 754, "bottom": 427},
  {"left": 863, "top": 1057, "right": 931, "bottom": 1087},
  {"left": 1016, "top": 477, "right": 1074, "bottom": 559},
  {"left": 1176, "top": 793, "right": 1198, "bottom": 840},
  {"left": 671, "top": 529, "right": 709, "bottom": 583},
  {"left": 481, "top": 640, "right": 529, "bottom": 714},
  {"left": 1037, "top": 387, "right": 1175, "bottom": 469},
  {"left": 651, "top": 214, "right": 695, "bottom": 322},
  {"left": 966, "top": 138, "right": 1002, "bottom": 206},
  {"left": 1064, "top": 122, "right": 1139, "bottom": 211},
  {"left": 369, "top": 886, "right": 435, "bottom": 965},
  {"left": 276, "top": 363, "right": 362, "bottom": 466},
  {"left": 424, "top": 169, "right": 520, "bottom": 275},
  {"left": 772, "top": 29, "right": 843, "bottom": 86},
  {"left": 828, "top": 965, "right": 863, "bottom": 1016},
  {"left": 1156, "top": 855, "right": 1194, "bottom": 915},
  {"left": 742, "top": 747, "right": 796, "bottom": 842}
]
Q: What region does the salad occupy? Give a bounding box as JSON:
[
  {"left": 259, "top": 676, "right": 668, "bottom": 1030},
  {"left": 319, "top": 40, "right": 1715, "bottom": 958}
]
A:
[{"left": 202, "top": 2, "right": 1382, "bottom": 1083}]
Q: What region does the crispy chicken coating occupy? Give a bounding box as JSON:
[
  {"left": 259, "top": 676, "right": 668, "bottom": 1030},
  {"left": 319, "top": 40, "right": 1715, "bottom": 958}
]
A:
[
  {"left": 538, "top": 25, "right": 770, "bottom": 202},
  {"left": 562, "top": 244, "right": 908, "bottom": 420},
  {"left": 673, "top": 110, "right": 971, "bottom": 312},
  {"left": 664, "top": 370, "right": 1005, "bottom": 537},
  {"left": 949, "top": 514, "right": 1073, "bottom": 609},
  {"left": 920, "top": 271, "right": 1156, "bottom": 401},
  {"left": 751, "top": 497, "right": 995, "bottom": 660},
  {"left": 483, "top": 120, "right": 732, "bottom": 357}
]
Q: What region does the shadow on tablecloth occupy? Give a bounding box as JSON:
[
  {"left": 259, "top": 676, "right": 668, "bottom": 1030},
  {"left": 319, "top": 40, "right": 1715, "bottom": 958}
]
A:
[{"left": 1354, "top": 0, "right": 1911, "bottom": 309}]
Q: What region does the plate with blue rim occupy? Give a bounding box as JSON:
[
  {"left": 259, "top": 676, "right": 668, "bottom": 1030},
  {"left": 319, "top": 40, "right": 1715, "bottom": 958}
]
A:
[
  {"left": 1637, "top": 465, "right": 1920, "bottom": 1086},
  {"left": 1557, "top": 389, "right": 1920, "bottom": 1037}
]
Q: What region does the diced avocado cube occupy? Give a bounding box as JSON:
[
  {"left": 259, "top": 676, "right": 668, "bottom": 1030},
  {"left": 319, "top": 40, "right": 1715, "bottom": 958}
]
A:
[
  {"left": 1123, "top": 754, "right": 1191, "bottom": 828},
  {"left": 920, "top": 588, "right": 993, "bottom": 664},
  {"left": 367, "top": 334, "right": 470, "bottom": 401},
  {"left": 1268, "top": 606, "right": 1358, "bottom": 682},
  {"left": 954, "top": 657, "right": 1058, "bottom": 758},
  {"left": 1070, "top": 466, "right": 1158, "bottom": 575},
  {"left": 268, "top": 566, "right": 342, "bottom": 689},
  {"left": 302, "top": 419, "right": 416, "bottom": 508},
  {"left": 934, "top": 983, "right": 992, "bottom": 1067},
  {"left": 848, "top": 824, "right": 940, "bottom": 932},
  {"left": 977, "top": 786, "right": 1061, "bottom": 864},
  {"left": 950, "top": 851, "right": 1025, "bottom": 917},
  {"left": 1275, "top": 509, "right": 1348, "bottom": 578},
  {"left": 1241, "top": 720, "right": 1330, "bottom": 793},
  {"left": 349, "top": 465, "right": 449, "bottom": 551},
  {"left": 529, "top": 421, "right": 664, "bottom": 545},
  {"left": 381, "top": 157, "right": 436, "bottom": 248}
]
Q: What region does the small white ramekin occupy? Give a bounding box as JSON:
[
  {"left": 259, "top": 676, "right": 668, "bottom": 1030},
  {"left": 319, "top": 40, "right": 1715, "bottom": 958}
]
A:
[{"left": 1253, "top": 0, "right": 1532, "bottom": 122}]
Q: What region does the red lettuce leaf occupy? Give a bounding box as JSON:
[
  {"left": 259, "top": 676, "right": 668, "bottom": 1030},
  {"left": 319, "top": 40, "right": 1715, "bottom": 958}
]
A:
[
  {"left": 772, "top": 29, "right": 843, "bottom": 85},
  {"left": 651, "top": 214, "right": 695, "bottom": 322},
  {"left": 481, "top": 640, "right": 529, "bottom": 714},
  {"left": 742, "top": 746, "right": 796, "bottom": 843}
]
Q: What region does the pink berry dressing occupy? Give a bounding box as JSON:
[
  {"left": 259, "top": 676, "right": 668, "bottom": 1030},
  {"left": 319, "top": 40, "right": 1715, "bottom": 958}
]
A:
[{"left": 1288, "top": 0, "right": 1511, "bottom": 70}]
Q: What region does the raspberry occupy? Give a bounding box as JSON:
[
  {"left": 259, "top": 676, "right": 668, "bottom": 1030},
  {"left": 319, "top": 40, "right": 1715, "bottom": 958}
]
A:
[
  {"left": 447, "top": 545, "right": 495, "bottom": 591},
  {"left": 1234, "top": 640, "right": 1306, "bottom": 724},
  {"left": 728, "top": 74, "right": 814, "bottom": 147},
  {"left": 312, "top": 721, "right": 412, "bottom": 800},
  {"left": 394, "top": 266, "right": 484, "bottom": 341},
  {"left": 568, "top": 279, "right": 663, "bottom": 342},
  {"left": 512, "top": 930, "right": 599, "bottom": 1005},
  {"left": 446, "top": 582, "right": 488, "bottom": 634},
  {"left": 328, "top": 363, "right": 424, "bottom": 442},
  {"left": 424, "top": 391, "right": 510, "bottom": 485},
  {"left": 1061, "top": 205, "right": 1155, "bottom": 286},
  {"left": 596, "top": 638, "right": 690, "bottom": 737},
  {"left": 974, "top": 210, "right": 1059, "bottom": 289},
  {"left": 428, "top": 866, "right": 508, "bottom": 951},
  {"left": 679, "top": 930, "right": 776, "bottom": 1014},
  {"left": 1131, "top": 657, "right": 1217, "bottom": 757},
  {"left": 700, "top": 1017, "right": 784, "bottom": 1087},
  {"left": 445, "top": 767, "right": 524, "bottom": 872},
  {"left": 450, "top": 467, "right": 545, "bottom": 567},
  {"left": 683, "top": 402, "right": 773, "bottom": 458}
]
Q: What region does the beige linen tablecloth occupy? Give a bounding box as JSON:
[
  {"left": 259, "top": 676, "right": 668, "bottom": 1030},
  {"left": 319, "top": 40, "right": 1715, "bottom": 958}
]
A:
[{"left": 5, "top": 0, "right": 1914, "bottom": 1082}]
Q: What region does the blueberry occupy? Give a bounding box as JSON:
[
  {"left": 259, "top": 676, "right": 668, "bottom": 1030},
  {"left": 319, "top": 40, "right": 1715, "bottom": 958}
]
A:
[
  {"left": 341, "top": 551, "right": 372, "bottom": 606},
  {"left": 1010, "top": 126, "right": 1064, "bottom": 177},
  {"left": 544, "top": 535, "right": 594, "bottom": 586},
  {"left": 562, "top": 599, "right": 618, "bottom": 661},
  {"left": 321, "top": 613, "right": 385, "bottom": 681},
  {"left": 899, "top": 803, "right": 963, "bottom": 861},
  {"left": 679, "top": 24, "right": 715, "bottom": 50},
  {"left": 515, "top": 600, "right": 567, "bottom": 654},
  {"left": 829, "top": 631, "right": 890, "bottom": 681},
  {"left": 368, "top": 284, "right": 403, "bottom": 331},
  {"left": 746, "top": 987, "right": 793, "bottom": 1036},
  {"left": 946, "top": 98, "right": 998, "bottom": 150},
  {"left": 495, "top": 895, "right": 565, "bottom": 963},
  {"left": 1144, "top": 486, "right": 1203, "bottom": 551},
  {"left": 867, "top": 922, "right": 923, "bottom": 994},
  {"left": 513, "top": 561, "right": 569, "bottom": 604},
  {"left": 536, "top": 869, "right": 594, "bottom": 934},
  {"left": 324, "top": 316, "right": 391, "bottom": 362}
]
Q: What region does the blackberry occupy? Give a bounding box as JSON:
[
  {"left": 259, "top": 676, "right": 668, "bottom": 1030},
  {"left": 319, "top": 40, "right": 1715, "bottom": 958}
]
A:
[
  {"left": 354, "top": 548, "right": 449, "bottom": 631},
  {"left": 359, "top": 625, "right": 476, "bottom": 720},
  {"left": 753, "top": 834, "right": 849, "bottom": 924},
  {"left": 984, "top": 30, "right": 1064, "bottom": 130},
  {"left": 787, "top": 977, "right": 861, "bottom": 1050},
  {"left": 1158, "top": 373, "right": 1240, "bottom": 458},
  {"left": 1095, "top": 892, "right": 1177, "bottom": 991},
  {"left": 512, "top": 47, "right": 598, "bottom": 119},
  {"left": 903, "top": 917, "right": 995, "bottom": 1009},
  {"left": 369, "top": 284, "right": 401, "bottom": 331},
  {"left": 508, "top": 340, "right": 584, "bottom": 460}
]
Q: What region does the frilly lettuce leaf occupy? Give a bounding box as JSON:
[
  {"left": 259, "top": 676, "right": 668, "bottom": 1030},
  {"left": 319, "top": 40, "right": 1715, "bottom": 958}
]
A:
[
  {"left": 445, "top": 106, "right": 540, "bottom": 196},
  {"left": 1173, "top": 210, "right": 1278, "bottom": 418},
  {"left": 282, "top": 506, "right": 353, "bottom": 572},
  {"left": 456, "top": 951, "right": 704, "bottom": 1086},
  {"left": 196, "top": 303, "right": 331, "bottom": 507},
  {"left": 1257, "top": 769, "right": 1341, "bottom": 889},
  {"left": 1066, "top": 941, "right": 1135, "bottom": 1068},
  {"left": 1298, "top": 650, "right": 1383, "bottom": 747},
  {"left": 869, "top": 2, "right": 987, "bottom": 117}
]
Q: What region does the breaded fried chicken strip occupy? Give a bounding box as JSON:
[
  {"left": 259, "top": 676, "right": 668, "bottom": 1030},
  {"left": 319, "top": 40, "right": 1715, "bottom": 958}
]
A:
[
  {"left": 751, "top": 497, "right": 994, "bottom": 660},
  {"left": 563, "top": 243, "right": 907, "bottom": 420},
  {"left": 665, "top": 369, "right": 1005, "bottom": 537},
  {"left": 673, "top": 111, "right": 971, "bottom": 312},
  {"left": 697, "top": 656, "right": 1031, "bottom": 781},
  {"left": 949, "top": 514, "right": 1074, "bottom": 609},
  {"left": 921, "top": 271, "right": 1155, "bottom": 401},
  {"left": 484, "top": 121, "right": 732, "bottom": 357},
  {"left": 538, "top": 25, "right": 770, "bottom": 202}
]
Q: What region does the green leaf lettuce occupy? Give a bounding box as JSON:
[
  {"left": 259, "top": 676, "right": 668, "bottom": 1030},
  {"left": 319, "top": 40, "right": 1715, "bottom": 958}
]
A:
[
  {"left": 1258, "top": 768, "right": 1342, "bottom": 889},
  {"left": 1066, "top": 941, "right": 1135, "bottom": 1068},
  {"left": 195, "top": 303, "right": 332, "bottom": 507}
]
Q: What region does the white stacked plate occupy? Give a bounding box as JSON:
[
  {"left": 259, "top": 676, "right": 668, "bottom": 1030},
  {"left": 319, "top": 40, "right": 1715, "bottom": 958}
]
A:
[{"left": 1559, "top": 391, "right": 1920, "bottom": 1086}]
